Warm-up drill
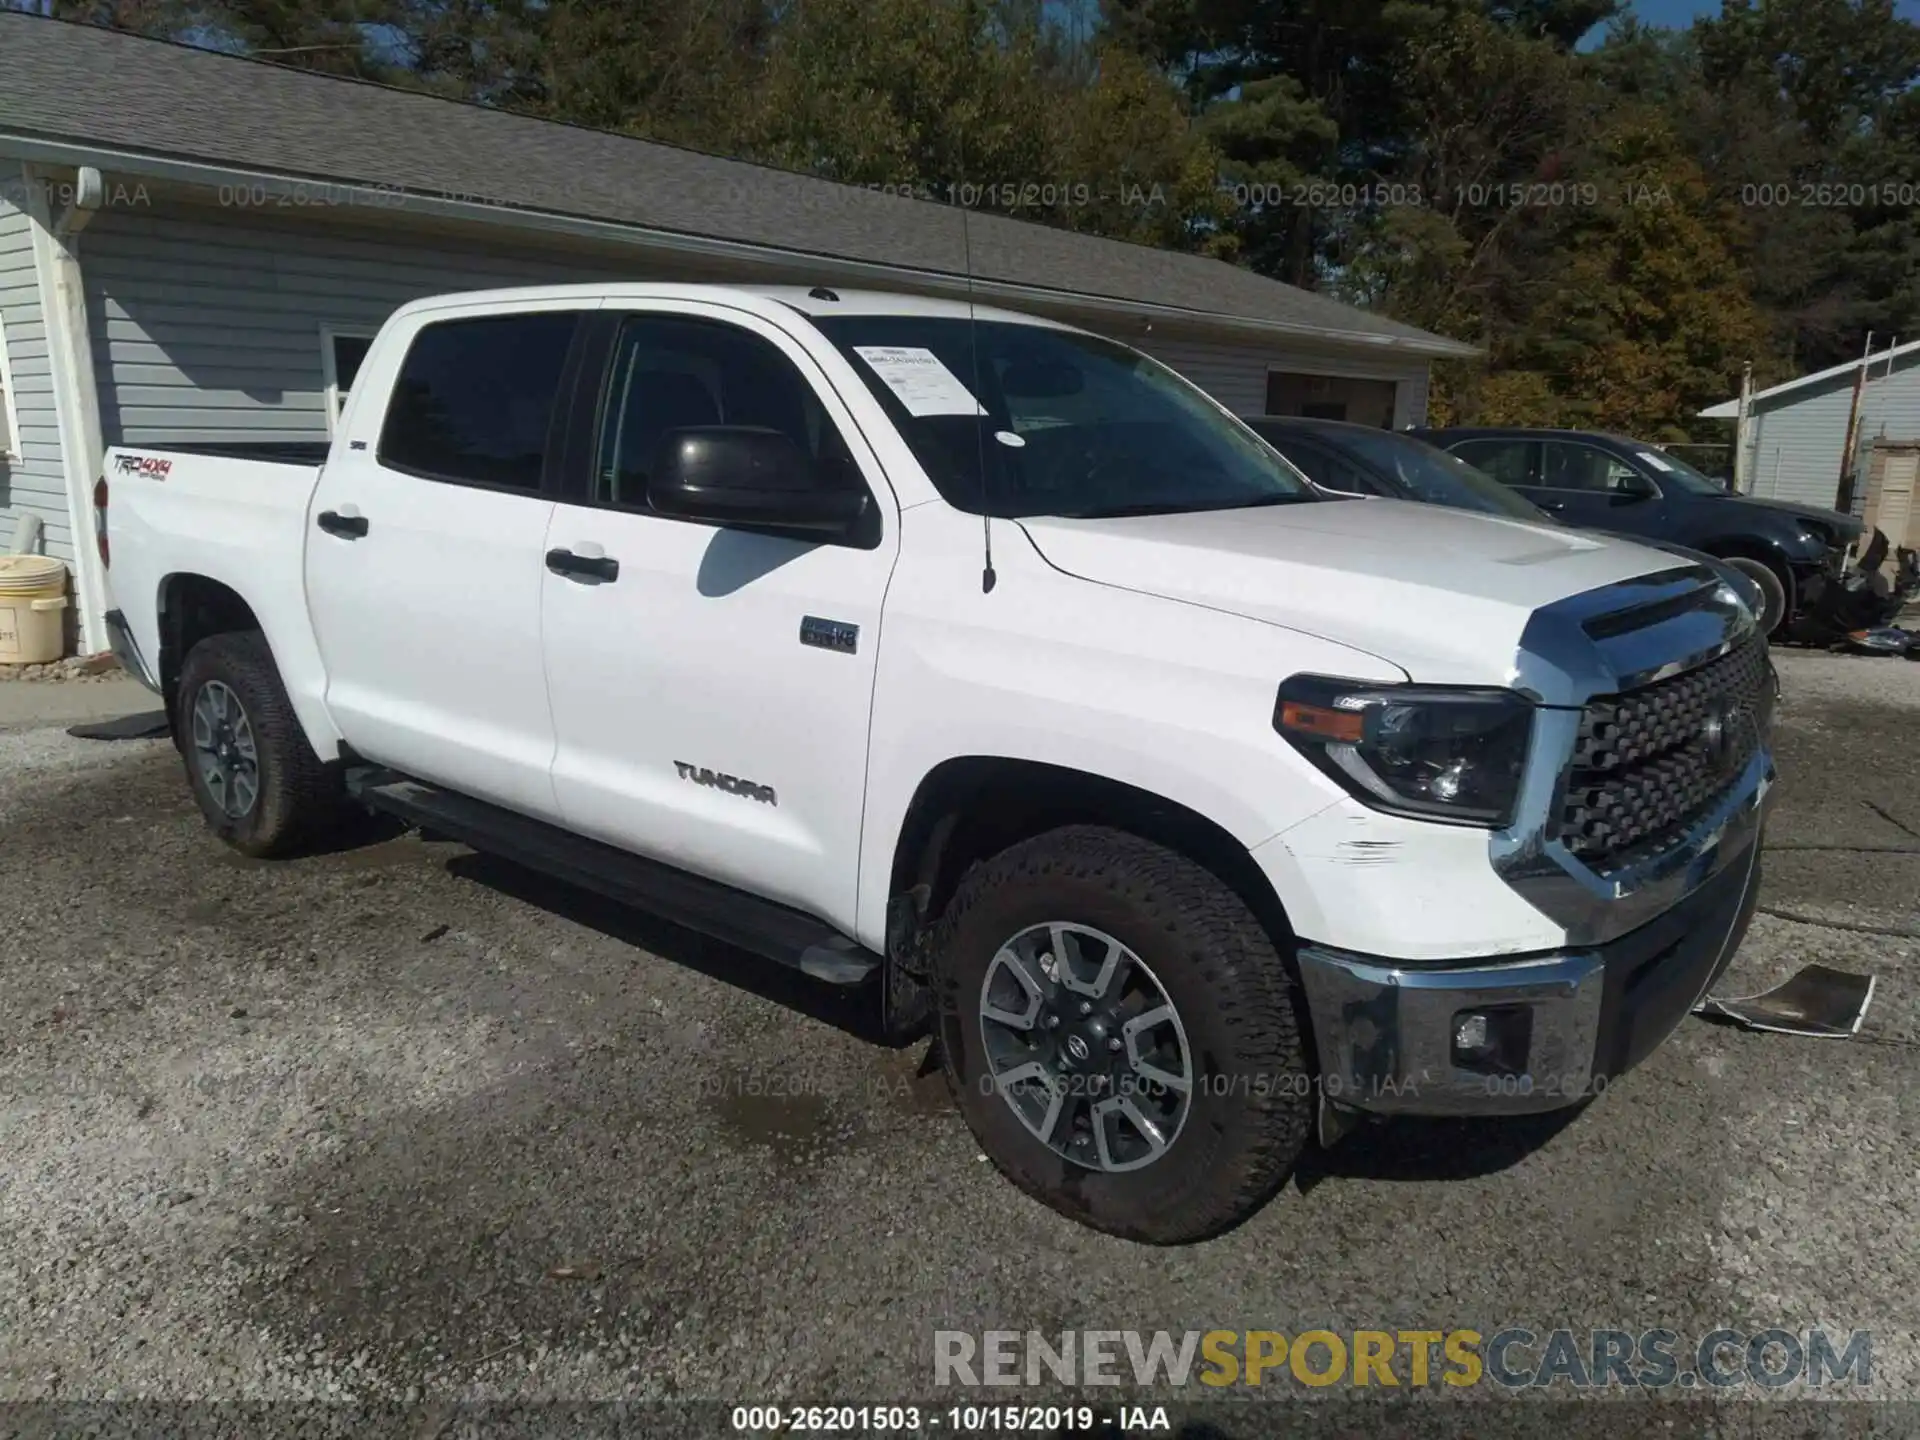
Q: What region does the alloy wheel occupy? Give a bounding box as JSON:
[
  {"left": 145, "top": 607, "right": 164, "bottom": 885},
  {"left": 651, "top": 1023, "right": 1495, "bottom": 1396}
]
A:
[
  {"left": 189, "top": 680, "right": 260, "bottom": 820},
  {"left": 977, "top": 922, "right": 1193, "bottom": 1172}
]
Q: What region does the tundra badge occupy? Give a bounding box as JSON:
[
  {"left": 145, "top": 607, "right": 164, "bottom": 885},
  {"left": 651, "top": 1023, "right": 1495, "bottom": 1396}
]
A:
[{"left": 674, "top": 761, "right": 777, "bottom": 806}]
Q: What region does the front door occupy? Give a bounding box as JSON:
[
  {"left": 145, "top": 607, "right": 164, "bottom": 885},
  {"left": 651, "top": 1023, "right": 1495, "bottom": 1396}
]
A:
[
  {"left": 538, "top": 305, "right": 896, "bottom": 933},
  {"left": 1534, "top": 438, "right": 1669, "bottom": 535},
  {"left": 305, "top": 303, "right": 587, "bottom": 820}
]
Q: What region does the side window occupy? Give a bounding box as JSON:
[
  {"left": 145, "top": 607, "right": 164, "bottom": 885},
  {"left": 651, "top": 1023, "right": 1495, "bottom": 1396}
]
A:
[
  {"left": 378, "top": 311, "right": 581, "bottom": 491},
  {"left": 1450, "top": 439, "right": 1533, "bottom": 488},
  {"left": 1267, "top": 436, "right": 1371, "bottom": 495},
  {"left": 595, "top": 315, "right": 862, "bottom": 509},
  {"left": 1542, "top": 440, "right": 1645, "bottom": 494}
]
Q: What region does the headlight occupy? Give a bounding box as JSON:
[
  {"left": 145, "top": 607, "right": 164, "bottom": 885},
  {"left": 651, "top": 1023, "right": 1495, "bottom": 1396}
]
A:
[
  {"left": 1274, "top": 676, "right": 1535, "bottom": 827},
  {"left": 1719, "top": 570, "right": 1764, "bottom": 618}
]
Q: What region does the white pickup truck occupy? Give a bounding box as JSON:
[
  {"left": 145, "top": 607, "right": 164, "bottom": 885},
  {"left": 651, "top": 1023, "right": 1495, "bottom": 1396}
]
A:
[{"left": 99, "top": 283, "right": 1774, "bottom": 1243}]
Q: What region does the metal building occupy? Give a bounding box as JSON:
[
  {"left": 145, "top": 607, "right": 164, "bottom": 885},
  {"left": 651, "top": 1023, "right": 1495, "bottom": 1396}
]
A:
[{"left": 1700, "top": 339, "right": 1920, "bottom": 515}]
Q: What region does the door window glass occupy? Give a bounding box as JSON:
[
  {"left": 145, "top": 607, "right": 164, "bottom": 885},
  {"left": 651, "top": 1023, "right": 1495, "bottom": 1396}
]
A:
[
  {"left": 596, "top": 315, "right": 862, "bottom": 509},
  {"left": 378, "top": 312, "right": 580, "bottom": 491},
  {"left": 1449, "top": 439, "right": 1533, "bottom": 487},
  {"left": 1541, "top": 440, "right": 1646, "bottom": 494}
]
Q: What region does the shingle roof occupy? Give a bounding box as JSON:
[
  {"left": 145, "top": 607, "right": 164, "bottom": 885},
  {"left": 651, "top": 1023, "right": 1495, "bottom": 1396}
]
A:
[
  {"left": 0, "top": 12, "right": 1473, "bottom": 358},
  {"left": 1699, "top": 338, "right": 1920, "bottom": 417}
]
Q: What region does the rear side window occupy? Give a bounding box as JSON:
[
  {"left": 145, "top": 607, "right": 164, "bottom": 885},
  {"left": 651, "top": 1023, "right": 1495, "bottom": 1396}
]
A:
[
  {"left": 379, "top": 312, "right": 581, "bottom": 491},
  {"left": 1450, "top": 438, "right": 1534, "bottom": 488}
]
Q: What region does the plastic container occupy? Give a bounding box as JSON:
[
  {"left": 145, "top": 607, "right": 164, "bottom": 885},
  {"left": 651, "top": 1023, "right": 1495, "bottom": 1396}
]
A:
[{"left": 0, "top": 555, "right": 70, "bottom": 665}]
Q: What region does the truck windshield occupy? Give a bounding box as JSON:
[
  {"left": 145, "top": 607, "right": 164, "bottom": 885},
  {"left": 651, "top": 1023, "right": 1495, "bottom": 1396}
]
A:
[{"left": 814, "top": 316, "right": 1317, "bottom": 518}]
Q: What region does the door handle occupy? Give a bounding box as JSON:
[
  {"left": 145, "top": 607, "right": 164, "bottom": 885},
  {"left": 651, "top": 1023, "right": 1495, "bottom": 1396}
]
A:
[
  {"left": 316, "top": 509, "right": 369, "bottom": 539},
  {"left": 545, "top": 547, "right": 620, "bottom": 582}
]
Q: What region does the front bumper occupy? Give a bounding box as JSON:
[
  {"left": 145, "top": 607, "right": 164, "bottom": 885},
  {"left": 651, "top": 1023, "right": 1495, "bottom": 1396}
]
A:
[{"left": 1295, "top": 831, "right": 1764, "bottom": 1117}]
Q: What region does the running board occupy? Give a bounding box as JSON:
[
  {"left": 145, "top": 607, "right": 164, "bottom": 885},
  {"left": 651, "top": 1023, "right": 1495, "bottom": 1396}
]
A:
[{"left": 346, "top": 771, "right": 882, "bottom": 986}]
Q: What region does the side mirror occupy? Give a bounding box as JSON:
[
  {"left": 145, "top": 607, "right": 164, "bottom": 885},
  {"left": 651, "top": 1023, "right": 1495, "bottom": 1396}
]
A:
[
  {"left": 1612, "top": 470, "right": 1658, "bottom": 501},
  {"left": 647, "top": 427, "right": 868, "bottom": 535}
]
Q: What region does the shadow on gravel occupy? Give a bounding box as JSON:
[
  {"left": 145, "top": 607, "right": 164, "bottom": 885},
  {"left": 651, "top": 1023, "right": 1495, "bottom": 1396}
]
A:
[
  {"left": 1292, "top": 1107, "right": 1581, "bottom": 1193},
  {"left": 443, "top": 850, "right": 901, "bottom": 1046}
]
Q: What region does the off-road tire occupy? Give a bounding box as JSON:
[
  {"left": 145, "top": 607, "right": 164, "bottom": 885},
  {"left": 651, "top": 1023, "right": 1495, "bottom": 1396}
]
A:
[
  {"left": 175, "top": 630, "right": 350, "bottom": 858},
  {"left": 932, "top": 825, "right": 1311, "bottom": 1244}
]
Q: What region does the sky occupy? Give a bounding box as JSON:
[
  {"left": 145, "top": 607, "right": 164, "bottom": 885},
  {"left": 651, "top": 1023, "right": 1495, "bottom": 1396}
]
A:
[
  {"left": 1627, "top": 0, "right": 1920, "bottom": 19},
  {"left": 1626, "top": 0, "right": 1723, "bottom": 23},
  {"left": 1579, "top": 0, "right": 1920, "bottom": 50}
]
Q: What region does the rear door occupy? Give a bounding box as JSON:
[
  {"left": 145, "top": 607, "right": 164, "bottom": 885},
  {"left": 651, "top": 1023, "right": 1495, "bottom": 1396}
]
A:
[
  {"left": 304, "top": 301, "right": 591, "bottom": 820},
  {"left": 537, "top": 303, "right": 897, "bottom": 932}
]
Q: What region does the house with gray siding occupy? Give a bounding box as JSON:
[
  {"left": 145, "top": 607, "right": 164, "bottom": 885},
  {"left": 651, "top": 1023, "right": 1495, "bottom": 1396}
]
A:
[
  {"left": 0, "top": 11, "right": 1472, "bottom": 656},
  {"left": 1700, "top": 339, "right": 1920, "bottom": 513}
]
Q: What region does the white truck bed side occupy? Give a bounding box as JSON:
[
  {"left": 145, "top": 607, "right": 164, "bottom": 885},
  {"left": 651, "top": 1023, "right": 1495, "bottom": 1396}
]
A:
[{"left": 103, "top": 448, "right": 343, "bottom": 756}]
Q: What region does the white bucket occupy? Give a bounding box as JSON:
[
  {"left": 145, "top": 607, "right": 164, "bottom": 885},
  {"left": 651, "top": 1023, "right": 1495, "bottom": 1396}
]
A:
[{"left": 0, "top": 556, "right": 70, "bottom": 664}]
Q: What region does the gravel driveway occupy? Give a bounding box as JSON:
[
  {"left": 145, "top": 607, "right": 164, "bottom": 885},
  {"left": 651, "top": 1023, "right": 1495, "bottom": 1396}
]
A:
[{"left": 1, "top": 651, "right": 1916, "bottom": 1435}]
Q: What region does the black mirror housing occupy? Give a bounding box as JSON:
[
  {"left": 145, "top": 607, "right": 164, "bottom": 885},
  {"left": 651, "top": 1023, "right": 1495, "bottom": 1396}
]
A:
[{"left": 647, "top": 427, "right": 869, "bottom": 535}]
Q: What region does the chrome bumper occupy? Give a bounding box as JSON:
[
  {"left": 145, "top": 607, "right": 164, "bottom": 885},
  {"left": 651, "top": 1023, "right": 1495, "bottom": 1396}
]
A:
[
  {"left": 1296, "top": 820, "right": 1766, "bottom": 1118},
  {"left": 103, "top": 608, "right": 161, "bottom": 694}
]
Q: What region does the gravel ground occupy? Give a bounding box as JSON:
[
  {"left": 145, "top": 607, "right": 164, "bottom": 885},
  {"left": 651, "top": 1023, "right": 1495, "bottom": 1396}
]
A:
[{"left": 1, "top": 650, "right": 1917, "bottom": 1436}]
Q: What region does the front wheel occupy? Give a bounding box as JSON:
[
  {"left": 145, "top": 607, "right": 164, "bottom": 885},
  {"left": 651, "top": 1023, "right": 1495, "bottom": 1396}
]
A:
[
  {"left": 932, "top": 826, "right": 1311, "bottom": 1244},
  {"left": 176, "top": 630, "right": 348, "bottom": 857}
]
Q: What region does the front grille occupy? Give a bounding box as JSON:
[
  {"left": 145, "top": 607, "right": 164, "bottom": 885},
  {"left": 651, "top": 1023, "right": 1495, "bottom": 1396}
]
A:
[{"left": 1556, "top": 638, "right": 1772, "bottom": 873}]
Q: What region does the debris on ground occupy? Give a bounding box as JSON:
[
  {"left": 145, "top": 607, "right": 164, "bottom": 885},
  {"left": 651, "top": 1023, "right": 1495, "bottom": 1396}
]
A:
[{"left": 1695, "top": 962, "right": 1876, "bottom": 1037}]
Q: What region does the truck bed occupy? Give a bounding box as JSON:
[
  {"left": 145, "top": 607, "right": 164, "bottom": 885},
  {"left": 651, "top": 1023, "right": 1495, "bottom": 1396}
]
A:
[{"left": 103, "top": 440, "right": 340, "bottom": 756}]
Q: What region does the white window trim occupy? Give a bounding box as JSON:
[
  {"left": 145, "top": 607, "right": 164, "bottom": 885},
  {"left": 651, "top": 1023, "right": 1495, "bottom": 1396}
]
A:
[
  {"left": 320, "top": 324, "right": 378, "bottom": 435},
  {"left": 0, "top": 313, "right": 21, "bottom": 461}
]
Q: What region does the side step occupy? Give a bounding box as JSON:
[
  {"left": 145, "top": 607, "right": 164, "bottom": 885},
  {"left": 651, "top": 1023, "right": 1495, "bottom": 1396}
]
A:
[{"left": 347, "top": 770, "right": 882, "bottom": 986}]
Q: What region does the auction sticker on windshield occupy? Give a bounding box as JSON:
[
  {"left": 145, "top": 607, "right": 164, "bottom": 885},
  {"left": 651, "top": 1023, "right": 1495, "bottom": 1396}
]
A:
[{"left": 854, "top": 346, "right": 986, "bottom": 416}]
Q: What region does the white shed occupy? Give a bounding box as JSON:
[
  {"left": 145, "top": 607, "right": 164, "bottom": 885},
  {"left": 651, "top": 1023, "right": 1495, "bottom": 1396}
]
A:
[{"left": 1700, "top": 339, "right": 1920, "bottom": 513}]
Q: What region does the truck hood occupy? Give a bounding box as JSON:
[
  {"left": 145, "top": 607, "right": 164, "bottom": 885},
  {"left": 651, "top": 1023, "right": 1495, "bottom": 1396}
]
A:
[{"left": 1019, "top": 499, "right": 1695, "bottom": 686}]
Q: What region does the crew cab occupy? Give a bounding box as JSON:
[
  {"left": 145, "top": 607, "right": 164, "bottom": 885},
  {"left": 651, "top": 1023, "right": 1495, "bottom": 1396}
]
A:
[
  {"left": 98, "top": 284, "right": 1774, "bottom": 1244},
  {"left": 1414, "top": 426, "right": 1861, "bottom": 635}
]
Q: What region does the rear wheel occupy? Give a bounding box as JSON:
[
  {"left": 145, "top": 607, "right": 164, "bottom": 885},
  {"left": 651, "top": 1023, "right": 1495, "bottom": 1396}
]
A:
[
  {"left": 176, "top": 631, "right": 349, "bottom": 857},
  {"left": 932, "top": 825, "right": 1311, "bottom": 1244},
  {"left": 1726, "top": 557, "right": 1789, "bottom": 635}
]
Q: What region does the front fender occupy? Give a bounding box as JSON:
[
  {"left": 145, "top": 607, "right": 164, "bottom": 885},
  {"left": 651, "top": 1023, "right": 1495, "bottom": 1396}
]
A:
[{"left": 852, "top": 521, "right": 1404, "bottom": 950}]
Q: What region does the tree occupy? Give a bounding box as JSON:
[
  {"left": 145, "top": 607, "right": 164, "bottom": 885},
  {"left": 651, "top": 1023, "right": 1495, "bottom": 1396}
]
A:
[
  {"left": 1691, "top": 0, "right": 1920, "bottom": 369},
  {"left": 1497, "top": 109, "right": 1774, "bottom": 437}
]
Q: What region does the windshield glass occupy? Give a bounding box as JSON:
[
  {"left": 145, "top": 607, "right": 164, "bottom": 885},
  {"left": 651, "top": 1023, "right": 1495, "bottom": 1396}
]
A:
[
  {"left": 815, "top": 316, "right": 1317, "bottom": 518},
  {"left": 1328, "top": 426, "right": 1553, "bottom": 522},
  {"left": 1628, "top": 443, "right": 1726, "bottom": 495}
]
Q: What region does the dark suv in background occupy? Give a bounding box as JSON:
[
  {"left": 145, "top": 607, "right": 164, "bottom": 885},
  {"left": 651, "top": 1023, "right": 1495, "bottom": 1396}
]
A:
[
  {"left": 1248, "top": 416, "right": 1770, "bottom": 623},
  {"left": 1412, "top": 426, "right": 1860, "bottom": 633},
  {"left": 1246, "top": 416, "right": 1550, "bottom": 523}
]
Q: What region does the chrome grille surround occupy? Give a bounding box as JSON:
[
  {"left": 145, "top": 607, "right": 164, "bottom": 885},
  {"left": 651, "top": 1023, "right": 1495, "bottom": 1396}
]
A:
[{"left": 1491, "top": 566, "right": 1776, "bottom": 947}]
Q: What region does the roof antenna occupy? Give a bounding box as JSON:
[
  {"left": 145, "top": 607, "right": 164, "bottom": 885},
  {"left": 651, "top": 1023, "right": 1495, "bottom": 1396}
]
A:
[{"left": 960, "top": 201, "right": 995, "bottom": 593}]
